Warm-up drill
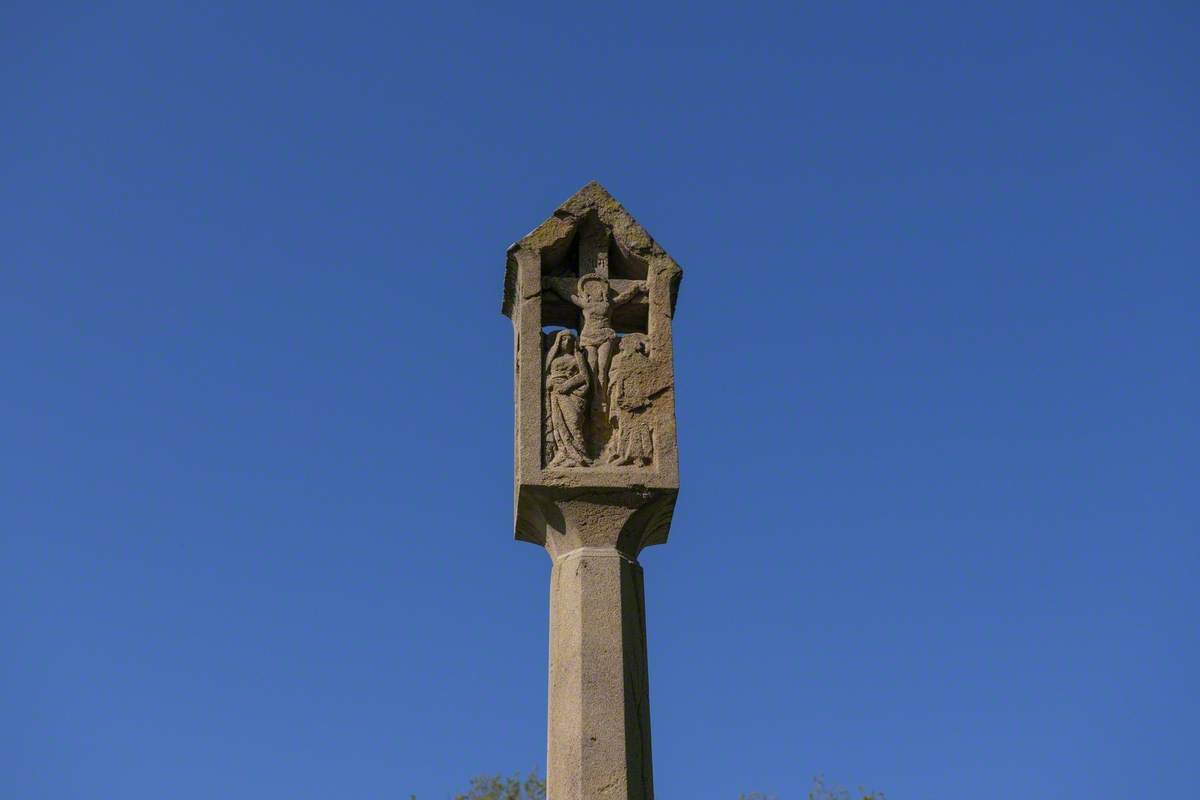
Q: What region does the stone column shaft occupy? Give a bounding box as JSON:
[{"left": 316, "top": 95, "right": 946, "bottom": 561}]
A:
[{"left": 547, "top": 547, "right": 653, "bottom": 800}]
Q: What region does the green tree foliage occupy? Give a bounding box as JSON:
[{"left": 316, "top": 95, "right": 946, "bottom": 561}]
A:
[
  {"left": 450, "top": 771, "right": 545, "bottom": 800},
  {"left": 806, "top": 775, "right": 885, "bottom": 800},
  {"left": 429, "top": 772, "right": 879, "bottom": 799},
  {"left": 737, "top": 776, "right": 884, "bottom": 799}
]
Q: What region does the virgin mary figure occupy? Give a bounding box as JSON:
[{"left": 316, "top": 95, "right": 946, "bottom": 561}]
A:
[{"left": 544, "top": 330, "right": 592, "bottom": 467}]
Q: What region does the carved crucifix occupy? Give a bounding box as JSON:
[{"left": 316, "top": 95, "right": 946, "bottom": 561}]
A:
[{"left": 546, "top": 269, "right": 645, "bottom": 396}]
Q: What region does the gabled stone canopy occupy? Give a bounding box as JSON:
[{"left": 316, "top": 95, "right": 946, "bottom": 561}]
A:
[
  {"left": 505, "top": 180, "right": 683, "bottom": 499},
  {"left": 501, "top": 181, "right": 681, "bottom": 320}
]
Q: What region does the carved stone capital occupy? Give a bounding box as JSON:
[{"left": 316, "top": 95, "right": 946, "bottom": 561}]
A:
[{"left": 515, "top": 487, "right": 677, "bottom": 561}]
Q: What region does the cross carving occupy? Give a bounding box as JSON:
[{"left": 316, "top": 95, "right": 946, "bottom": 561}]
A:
[{"left": 541, "top": 230, "right": 648, "bottom": 333}]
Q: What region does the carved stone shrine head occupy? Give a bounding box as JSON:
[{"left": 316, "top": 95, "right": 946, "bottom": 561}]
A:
[{"left": 502, "top": 182, "right": 682, "bottom": 552}]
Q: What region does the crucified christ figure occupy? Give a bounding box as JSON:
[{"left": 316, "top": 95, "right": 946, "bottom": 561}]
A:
[{"left": 552, "top": 274, "right": 646, "bottom": 396}]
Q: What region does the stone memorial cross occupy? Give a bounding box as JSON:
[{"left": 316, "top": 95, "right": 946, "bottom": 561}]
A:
[{"left": 501, "top": 182, "right": 683, "bottom": 800}]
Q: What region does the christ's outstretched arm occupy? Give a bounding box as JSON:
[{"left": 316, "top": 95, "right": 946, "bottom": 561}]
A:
[
  {"left": 545, "top": 282, "right": 584, "bottom": 308},
  {"left": 613, "top": 281, "right": 647, "bottom": 306}
]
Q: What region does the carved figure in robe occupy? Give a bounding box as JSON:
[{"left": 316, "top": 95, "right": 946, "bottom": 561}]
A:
[
  {"left": 544, "top": 330, "right": 592, "bottom": 467},
  {"left": 552, "top": 275, "right": 646, "bottom": 396},
  {"left": 606, "top": 334, "right": 655, "bottom": 466}
]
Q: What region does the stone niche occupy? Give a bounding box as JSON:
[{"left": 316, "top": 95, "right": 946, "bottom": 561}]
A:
[{"left": 502, "top": 182, "right": 682, "bottom": 544}]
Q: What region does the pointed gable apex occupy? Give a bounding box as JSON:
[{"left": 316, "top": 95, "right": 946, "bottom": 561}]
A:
[{"left": 502, "top": 181, "right": 681, "bottom": 318}]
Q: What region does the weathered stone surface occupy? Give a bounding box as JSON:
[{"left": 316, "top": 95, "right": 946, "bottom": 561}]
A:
[
  {"left": 503, "top": 182, "right": 683, "bottom": 800},
  {"left": 547, "top": 548, "right": 652, "bottom": 800},
  {"left": 504, "top": 181, "right": 682, "bottom": 506}
]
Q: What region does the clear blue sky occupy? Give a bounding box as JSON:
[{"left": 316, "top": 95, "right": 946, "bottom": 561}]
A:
[{"left": 3, "top": 2, "right": 1196, "bottom": 798}]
